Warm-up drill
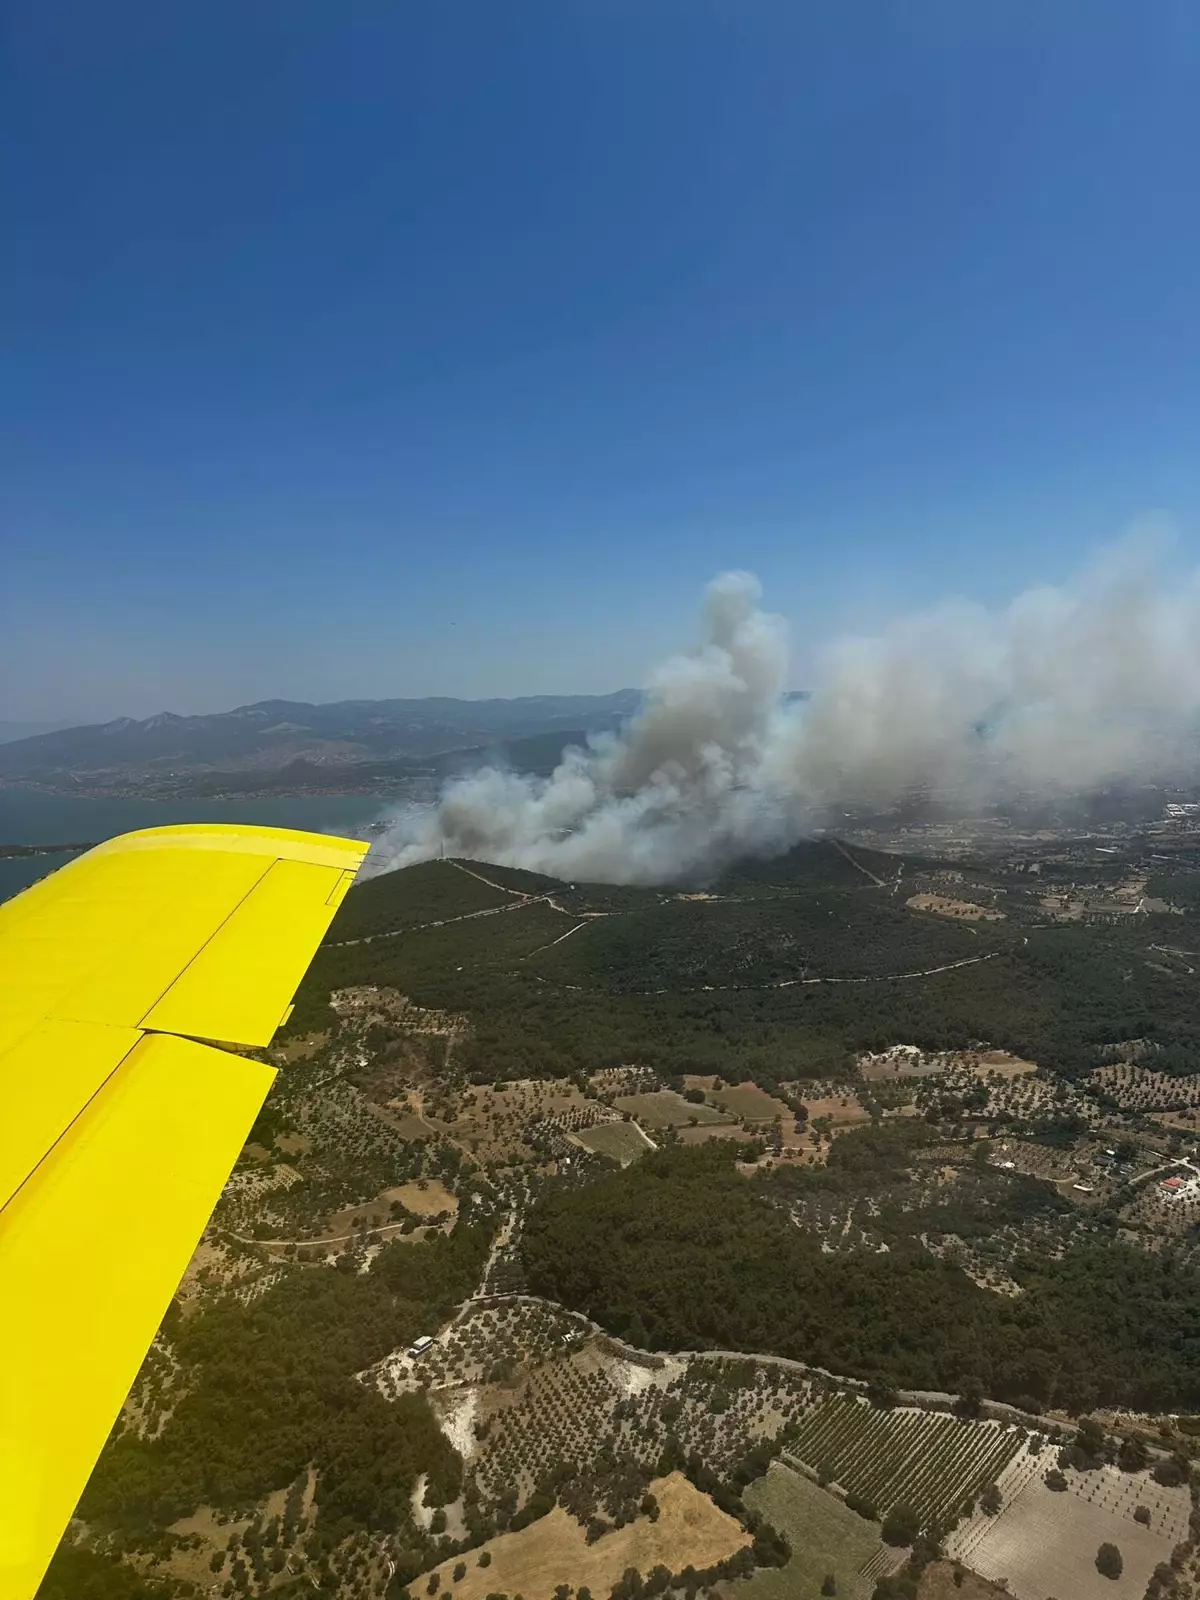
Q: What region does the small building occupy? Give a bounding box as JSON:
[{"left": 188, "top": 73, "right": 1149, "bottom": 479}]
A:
[{"left": 407, "top": 1335, "right": 434, "bottom": 1358}]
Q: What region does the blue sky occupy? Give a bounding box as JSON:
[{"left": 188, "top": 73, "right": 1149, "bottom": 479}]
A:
[{"left": 4, "top": 1, "right": 1199, "bottom": 722}]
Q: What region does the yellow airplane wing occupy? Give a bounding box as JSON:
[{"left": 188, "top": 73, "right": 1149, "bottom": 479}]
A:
[{"left": 0, "top": 824, "right": 368, "bottom": 1600}]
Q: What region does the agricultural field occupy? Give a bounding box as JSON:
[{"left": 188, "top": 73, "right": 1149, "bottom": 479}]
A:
[
  {"left": 321, "top": 1177, "right": 458, "bottom": 1240},
  {"left": 1091, "top": 1063, "right": 1200, "bottom": 1115},
  {"left": 705, "top": 1081, "right": 793, "bottom": 1123},
  {"left": 365, "top": 1301, "right": 814, "bottom": 1532},
  {"left": 615, "top": 1090, "right": 732, "bottom": 1129},
  {"left": 971, "top": 1051, "right": 1039, "bottom": 1079},
  {"left": 450, "top": 1077, "right": 596, "bottom": 1164},
  {"left": 955, "top": 1466, "right": 1187, "bottom": 1600},
  {"left": 575, "top": 1120, "right": 654, "bottom": 1165},
  {"left": 677, "top": 1123, "right": 759, "bottom": 1147},
  {"left": 859, "top": 1046, "right": 955, "bottom": 1081},
  {"left": 592, "top": 1065, "right": 659, "bottom": 1096},
  {"left": 859, "top": 1047, "right": 1037, "bottom": 1084},
  {"left": 986, "top": 1138, "right": 1081, "bottom": 1185},
  {"left": 721, "top": 1462, "right": 883, "bottom": 1600},
  {"left": 907, "top": 893, "right": 1005, "bottom": 922},
  {"left": 798, "top": 1092, "right": 871, "bottom": 1129},
  {"left": 787, "top": 1398, "right": 1026, "bottom": 1524},
  {"left": 911, "top": 1063, "right": 1104, "bottom": 1134},
  {"left": 415, "top": 1473, "right": 749, "bottom": 1600}
]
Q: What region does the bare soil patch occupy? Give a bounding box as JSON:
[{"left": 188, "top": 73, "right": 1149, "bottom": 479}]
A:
[
  {"left": 418, "top": 1473, "right": 748, "bottom": 1600},
  {"left": 800, "top": 1093, "right": 871, "bottom": 1129},
  {"left": 908, "top": 893, "right": 1004, "bottom": 921},
  {"left": 963, "top": 1468, "right": 1183, "bottom": 1600}
]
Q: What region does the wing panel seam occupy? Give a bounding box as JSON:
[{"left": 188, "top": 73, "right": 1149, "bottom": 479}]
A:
[
  {"left": 130, "top": 858, "right": 276, "bottom": 1034},
  {"left": 0, "top": 1032, "right": 142, "bottom": 1223}
]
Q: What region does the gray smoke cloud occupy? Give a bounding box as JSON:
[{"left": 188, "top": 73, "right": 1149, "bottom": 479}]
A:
[{"left": 369, "top": 548, "right": 1200, "bottom": 885}]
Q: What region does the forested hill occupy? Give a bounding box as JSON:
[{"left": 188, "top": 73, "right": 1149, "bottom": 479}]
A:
[
  {"left": 288, "top": 838, "right": 1200, "bottom": 1086},
  {"left": 522, "top": 1142, "right": 1200, "bottom": 1414},
  {"left": 0, "top": 690, "right": 639, "bottom": 784}
]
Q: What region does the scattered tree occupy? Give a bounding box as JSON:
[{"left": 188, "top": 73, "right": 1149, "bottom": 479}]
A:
[
  {"left": 882, "top": 1504, "right": 921, "bottom": 1547},
  {"left": 1096, "top": 1544, "right": 1123, "bottom": 1580}
]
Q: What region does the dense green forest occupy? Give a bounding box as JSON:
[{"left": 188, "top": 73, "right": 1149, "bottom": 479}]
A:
[
  {"left": 82, "top": 1224, "right": 491, "bottom": 1544},
  {"left": 35, "top": 1548, "right": 181, "bottom": 1599},
  {"left": 522, "top": 1143, "right": 1200, "bottom": 1413},
  {"left": 539, "top": 892, "right": 993, "bottom": 991},
  {"left": 765, "top": 1123, "right": 1074, "bottom": 1246},
  {"left": 328, "top": 859, "right": 519, "bottom": 940},
  {"left": 285, "top": 840, "right": 1200, "bottom": 1084}
]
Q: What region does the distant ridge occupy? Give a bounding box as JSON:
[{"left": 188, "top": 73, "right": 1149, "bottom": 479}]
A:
[
  {"left": 0, "top": 692, "right": 642, "bottom": 794},
  {"left": 0, "top": 720, "right": 74, "bottom": 745}
]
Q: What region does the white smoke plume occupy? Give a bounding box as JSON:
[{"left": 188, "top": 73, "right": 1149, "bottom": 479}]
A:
[{"left": 369, "top": 549, "right": 1200, "bottom": 885}]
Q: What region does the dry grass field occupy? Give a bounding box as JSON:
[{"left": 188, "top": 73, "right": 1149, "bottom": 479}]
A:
[
  {"left": 706, "top": 1082, "right": 792, "bottom": 1122},
  {"left": 391, "top": 1178, "right": 459, "bottom": 1216},
  {"left": 324, "top": 1177, "right": 459, "bottom": 1236},
  {"left": 418, "top": 1473, "right": 749, "bottom": 1600},
  {"left": 859, "top": 1047, "right": 1036, "bottom": 1084},
  {"left": 799, "top": 1093, "right": 871, "bottom": 1129},
  {"left": 859, "top": 1047, "right": 950, "bottom": 1081},
  {"left": 919, "top": 1561, "right": 1009, "bottom": 1600},
  {"left": 960, "top": 1469, "right": 1185, "bottom": 1600},
  {"left": 676, "top": 1123, "right": 759, "bottom": 1147},
  {"left": 969, "top": 1050, "right": 1038, "bottom": 1078},
  {"left": 1148, "top": 1110, "right": 1200, "bottom": 1131},
  {"left": 615, "top": 1090, "right": 731, "bottom": 1129},
  {"left": 907, "top": 893, "right": 1005, "bottom": 921}
]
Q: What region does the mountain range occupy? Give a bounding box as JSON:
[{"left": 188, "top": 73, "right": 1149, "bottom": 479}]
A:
[{"left": 0, "top": 693, "right": 641, "bottom": 796}]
